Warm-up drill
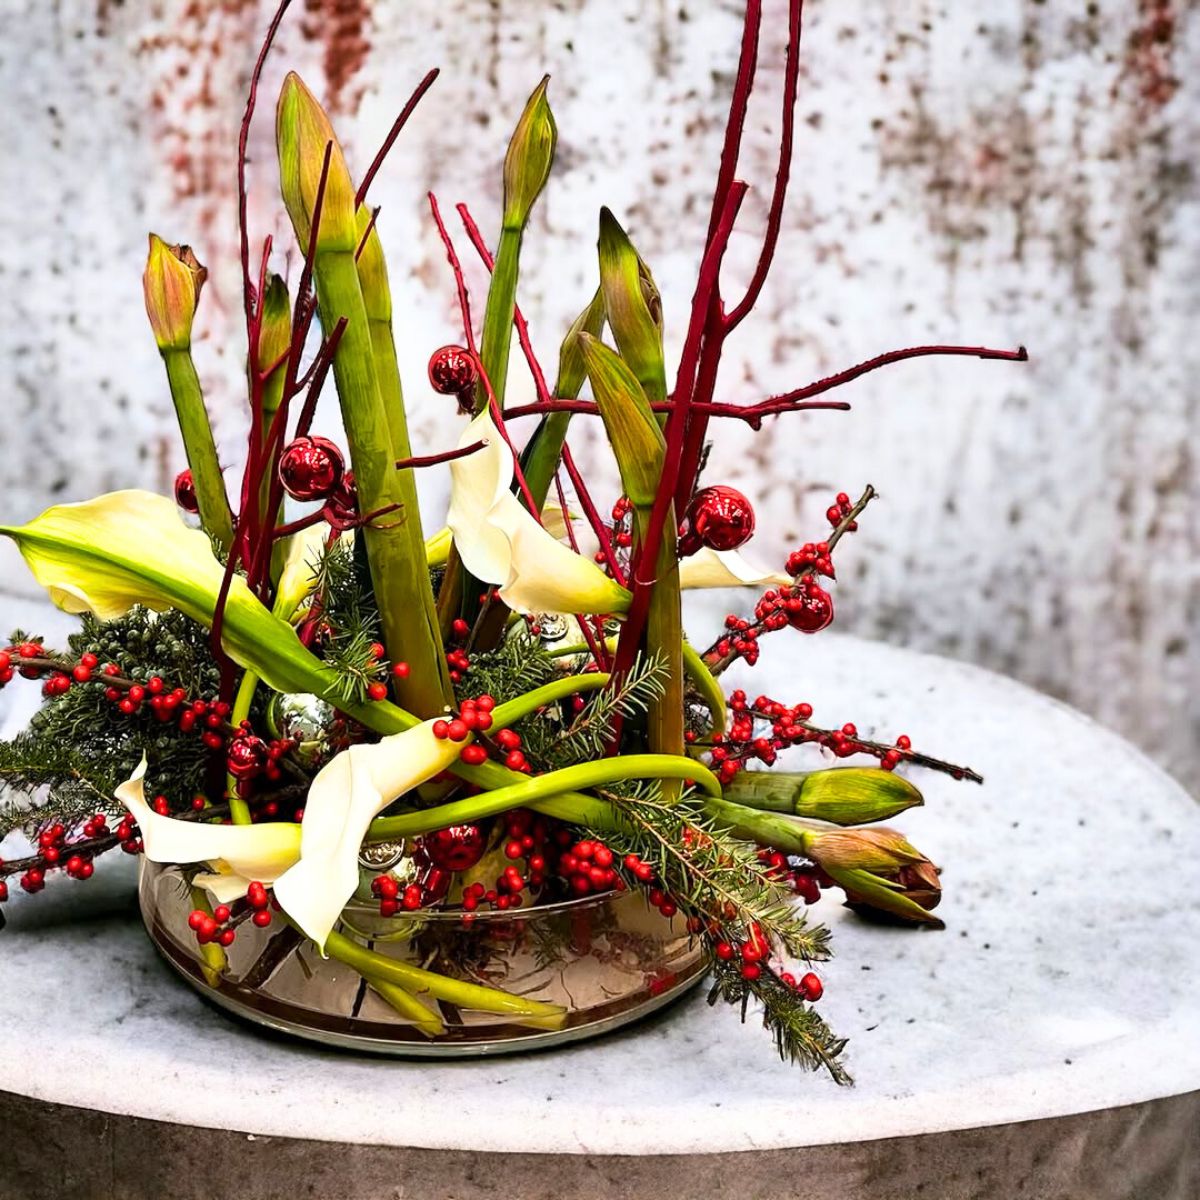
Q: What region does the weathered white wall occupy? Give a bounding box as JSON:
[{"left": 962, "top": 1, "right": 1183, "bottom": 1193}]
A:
[{"left": 0, "top": 0, "right": 1196, "bottom": 781}]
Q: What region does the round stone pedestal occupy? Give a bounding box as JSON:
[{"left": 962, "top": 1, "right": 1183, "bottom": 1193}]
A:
[{"left": 2, "top": 627, "right": 1198, "bottom": 1199}]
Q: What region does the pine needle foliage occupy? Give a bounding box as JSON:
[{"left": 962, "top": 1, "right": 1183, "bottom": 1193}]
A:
[
  {"left": 0, "top": 609, "right": 219, "bottom": 838},
  {"left": 309, "top": 537, "right": 385, "bottom": 704},
  {"left": 458, "top": 629, "right": 556, "bottom": 706},
  {"left": 582, "top": 782, "right": 848, "bottom": 1081}
]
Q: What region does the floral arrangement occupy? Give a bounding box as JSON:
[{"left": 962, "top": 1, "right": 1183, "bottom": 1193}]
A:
[{"left": 0, "top": 1, "right": 1025, "bottom": 1082}]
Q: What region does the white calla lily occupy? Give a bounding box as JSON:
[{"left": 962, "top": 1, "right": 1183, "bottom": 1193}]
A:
[
  {"left": 272, "top": 719, "right": 462, "bottom": 950},
  {"left": 679, "top": 546, "right": 791, "bottom": 590},
  {"left": 0, "top": 490, "right": 361, "bottom": 703},
  {"left": 116, "top": 758, "right": 301, "bottom": 903},
  {"left": 273, "top": 521, "right": 332, "bottom": 617},
  {"left": 447, "top": 411, "right": 630, "bottom": 615}
]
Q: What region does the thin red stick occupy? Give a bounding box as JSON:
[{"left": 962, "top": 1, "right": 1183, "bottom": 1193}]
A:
[
  {"left": 756, "top": 343, "right": 1030, "bottom": 408},
  {"left": 499, "top": 397, "right": 851, "bottom": 422},
  {"left": 723, "top": 0, "right": 804, "bottom": 331},
  {"left": 561, "top": 443, "right": 627, "bottom": 586},
  {"left": 427, "top": 192, "right": 477, "bottom": 355},
  {"left": 553, "top": 471, "right": 612, "bottom": 671},
  {"left": 293, "top": 318, "right": 348, "bottom": 439},
  {"left": 238, "top": 0, "right": 292, "bottom": 327},
  {"left": 355, "top": 68, "right": 440, "bottom": 208},
  {"left": 354, "top": 206, "right": 381, "bottom": 262},
  {"left": 395, "top": 441, "right": 486, "bottom": 470}
]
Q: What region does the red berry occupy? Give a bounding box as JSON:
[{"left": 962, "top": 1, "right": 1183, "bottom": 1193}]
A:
[
  {"left": 278, "top": 436, "right": 345, "bottom": 502},
  {"left": 366, "top": 682, "right": 388, "bottom": 702},
  {"left": 174, "top": 469, "right": 198, "bottom": 514},
  {"left": 252, "top": 909, "right": 272, "bottom": 928},
  {"left": 460, "top": 743, "right": 488, "bottom": 766},
  {"left": 800, "top": 972, "right": 824, "bottom": 1001},
  {"left": 391, "top": 661, "right": 410, "bottom": 679}
]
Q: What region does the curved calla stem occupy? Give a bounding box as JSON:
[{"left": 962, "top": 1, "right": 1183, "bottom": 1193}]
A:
[
  {"left": 369, "top": 752, "right": 721, "bottom": 842},
  {"left": 322, "top": 928, "right": 566, "bottom": 1028}
]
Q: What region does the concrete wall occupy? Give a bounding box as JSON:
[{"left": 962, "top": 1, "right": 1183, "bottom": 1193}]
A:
[{"left": 0, "top": 1, "right": 1195, "bottom": 782}]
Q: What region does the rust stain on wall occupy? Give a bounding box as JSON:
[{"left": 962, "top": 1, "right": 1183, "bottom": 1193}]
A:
[{"left": 302, "top": 0, "right": 372, "bottom": 112}]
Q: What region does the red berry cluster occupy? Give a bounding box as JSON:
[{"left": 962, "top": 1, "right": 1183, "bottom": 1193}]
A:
[
  {"left": 226, "top": 723, "right": 295, "bottom": 798},
  {"left": 1, "top": 808, "right": 140, "bottom": 901},
  {"left": 557, "top": 838, "right": 624, "bottom": 897},
  {"left": 444, "top": 618, "right": 473, "bottom": 683},
  {"left": 755, "top": 848, "right": 830, "bottom": 904},
  {"left": 463, "top": 809, "right": 551, "bottom": 912},
  {"left": 825, "top": 491, "right": 858, "bottom": 530},
  {"left": 185, "top": 880, "right": 272, "bottom": 947},
  {"left": 785, "top": 540, "right": 835, "bottom": 579},
  {"left": 371, "top": 874, "right": 427, "bottom": 916},
  {"left": 710, "top": 689, "right": 914, "bottom": 780}
]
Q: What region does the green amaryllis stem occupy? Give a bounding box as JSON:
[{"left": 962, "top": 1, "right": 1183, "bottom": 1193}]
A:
[
  {"left": 520, "top": 288, "right": 606, "bottom": 512},
  {"left": 362, "top": 974, "right": 446, "bottom": 1037},
  {"left": 161, "top": 350, "right": 233, "bottom": 550},
  {"left": 370, "top": 753, "right": 720, "bottom": 842},
  {"left": 323, "top": 929, "right": 566, "bottom": 1027},
  {"left": 311, "top": 252, "right": 452, "bottom": 715},
  {"left": 681, "top": 641, "right": 725, "bottom": 733},
  {"left": 475, "top": 226, "right": 522, "bottom": 413},
  {"left": 355, "top": 213, "right": 447, "bottom": 704},
  {"left": 702, "top": 796, "right": 825, "bottom": 856}
]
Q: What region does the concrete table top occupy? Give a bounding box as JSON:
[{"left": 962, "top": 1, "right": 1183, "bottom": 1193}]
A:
[{"left": 1, "top": 596, "right": 1197, "bottom": 1198}]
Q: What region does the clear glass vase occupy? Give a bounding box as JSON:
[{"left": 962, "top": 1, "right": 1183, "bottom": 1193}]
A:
[{"left": 139, "top": 861, "right": 707, "bottom": 1055}]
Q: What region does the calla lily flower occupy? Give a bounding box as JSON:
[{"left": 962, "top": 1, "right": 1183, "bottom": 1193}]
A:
[
  {"left": 0, "top": 490, "right": 354, "bottom": 702},
  {"left": 425, "top": 502, "right": 572, "bottom": 569},
  {"left": 272, "top": 719, "right": 461, "bottom": 949},
  {"left": 678, "top": 547, "right": 791, "bottom": 590},
  {"left": 273, "top": 522, "right": 332, "bottom": 618},
  {"left": 447, "top": 410, "right": 631, "bottom": 616},
  {"left": 116, "top": 758, "right": 301, "bottom": 904}
]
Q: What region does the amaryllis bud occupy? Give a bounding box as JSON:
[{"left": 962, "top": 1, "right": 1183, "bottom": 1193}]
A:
[
  {"left": 276, "top": 72, "right": 359, "bottom": 254},
  {"left": 502, "top": 76, "right": 556, "bottom": 230},
  {"left": 598, "top": 207, "right": 666, "bottom": 401},
  {"left": 724, "top": 767, "right": 923, "bottom": 826},
  {"left": 801, "top": 826, "right": 943, "bottom": 926},
  {"left": 143, "top": 234, "right": 207, "bottom": 351}
]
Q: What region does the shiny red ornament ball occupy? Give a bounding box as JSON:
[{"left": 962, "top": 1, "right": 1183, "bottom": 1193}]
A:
[
  {"left": 278, "top": 436, "right": 344, "bottom": 502},
  {"left": 428, "top": 345, "right": 477, "bottom": 396},
  {"left": 226, "top": 735, "right": 267, "bottom": 780},
  {"left": 173, "top": 469, "right": 198, "bottom": 514},
  {"left": 423, "top": 824, "right": 487, "bottom": 872},
  {"left": 680, "top": 485, "right": 755, "bottom": 555},
  {"left": 788, "top": 580, "right": 834, "bottom": 634}
]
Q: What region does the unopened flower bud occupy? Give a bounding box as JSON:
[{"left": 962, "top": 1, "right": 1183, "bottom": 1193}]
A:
[
  {"left": 503, "top": 76, "right": 556, "bottom": 230},
  {"left": 276, "top": 72, "right": 359, "bottom": 254},
  {"left": 802, "top": 826, "right": 943, "bottom": 926},
  {"left": 795, "top": 768, "right": 923, "bottom": 825},
  {"left": 142, "top": 235, "right": 206, "bottom": 351},
  {"left": 598, "top": 207, "right": 665, "bottom": 400}
]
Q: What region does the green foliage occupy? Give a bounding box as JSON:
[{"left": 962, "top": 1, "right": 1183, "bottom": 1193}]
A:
[
  {"left": 309, "top": 537, "right": 384, "bottom": 705},
  {"left": 458, "top": 629, "right": 556, "bottom": 707},
  {"left": 581, "top": 781, "right": 847, "bottom": 1080},
  {"left": 0, "top": 609, "right": 220, "bottom": 837}
]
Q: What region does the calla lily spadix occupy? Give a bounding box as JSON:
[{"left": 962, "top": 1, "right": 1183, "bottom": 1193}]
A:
[
  {"left": 272, "top": 719, "right": 462, "bottom": 950},
  {"left": 116, "top": 758, "right": 301, "bottom": 904},
  {"left": 447, "top": 410, "right": 631, "bottom": 616},
  {"left": 678, "top": 546, "right": 791, "bottom": 591}
]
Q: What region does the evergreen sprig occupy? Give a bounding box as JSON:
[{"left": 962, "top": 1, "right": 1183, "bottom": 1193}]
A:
[{"left": 459, "top": 629, "right": 556, "bottom": 705}]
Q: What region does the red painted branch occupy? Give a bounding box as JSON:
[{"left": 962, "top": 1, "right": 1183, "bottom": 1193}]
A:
[
  {"left": 355, "top": 68, "right": 440, "bottom": 208},
  {"left": 427, "top": 191, "right": 477, "bottom": 356},
  {"left": 561, "top": 442, "right": 626, "bottom": 586},
  {"left": 394, "top": 440, "right": 486, "bottom": 470},
  {"left": 761, "top": 343, "right": 1030, "bottom": 407},
  {"left": 238, "top": 0, "right": 292, "bottom": 327},
  {"left": 723, "top": 0, "right": 804, "bottom": 332}
]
